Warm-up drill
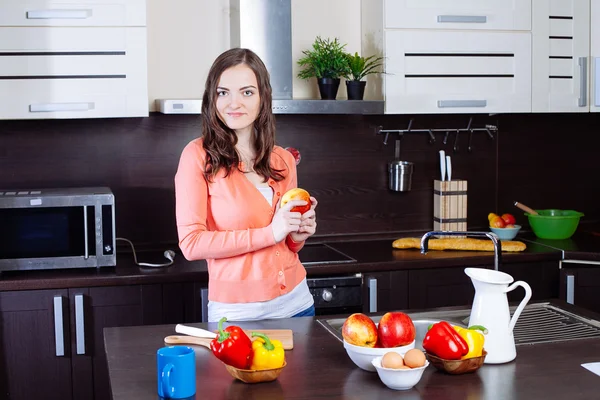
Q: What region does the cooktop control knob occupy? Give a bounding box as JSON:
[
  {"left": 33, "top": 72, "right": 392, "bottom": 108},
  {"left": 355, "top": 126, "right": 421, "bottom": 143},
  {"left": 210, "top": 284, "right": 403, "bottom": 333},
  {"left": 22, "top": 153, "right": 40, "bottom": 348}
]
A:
[{"left": 322, "top": 289, "right": 333, "bottom": 302}]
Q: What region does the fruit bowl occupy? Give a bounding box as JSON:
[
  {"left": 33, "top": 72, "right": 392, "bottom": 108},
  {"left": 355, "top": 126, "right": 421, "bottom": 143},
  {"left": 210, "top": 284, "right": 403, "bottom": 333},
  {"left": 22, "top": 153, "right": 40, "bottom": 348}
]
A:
[
  {"left": 425, "top": 350, "right": 487, "bottom": 375},
  {"left": 371, "top": 356, "right": 429, "bottom": 390},
  {"left": 343, "top": 340, "right": 415, "bottom": 372},
  {"left": 489, "top": 225, "right": 521, "bottom": 241},
  {"left": 223, "top": 361, "right": 286, "bottom": 383}
]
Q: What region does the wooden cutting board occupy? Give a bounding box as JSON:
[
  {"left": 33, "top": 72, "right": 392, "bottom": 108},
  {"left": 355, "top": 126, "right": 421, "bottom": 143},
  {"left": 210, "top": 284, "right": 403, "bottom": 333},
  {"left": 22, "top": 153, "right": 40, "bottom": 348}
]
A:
[{"left": 164, "top": 329, "right": 294, "bottom": 350}]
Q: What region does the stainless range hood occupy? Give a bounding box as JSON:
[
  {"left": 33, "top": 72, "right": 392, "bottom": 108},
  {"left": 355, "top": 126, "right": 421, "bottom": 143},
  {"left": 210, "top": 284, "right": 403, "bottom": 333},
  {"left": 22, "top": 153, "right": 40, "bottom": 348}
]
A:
[{"left": 229, "top": 0, "right": 384, "bottom": 115}]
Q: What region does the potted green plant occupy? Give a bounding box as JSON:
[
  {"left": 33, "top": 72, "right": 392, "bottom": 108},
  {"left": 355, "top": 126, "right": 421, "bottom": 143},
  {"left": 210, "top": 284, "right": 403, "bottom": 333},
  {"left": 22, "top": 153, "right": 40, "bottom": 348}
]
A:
[
  {"left": 344, "top": 52, "right": 385, "bottom": 100},
  {"left": 297, "top": 36, "right": 350, "bottom": 100}
]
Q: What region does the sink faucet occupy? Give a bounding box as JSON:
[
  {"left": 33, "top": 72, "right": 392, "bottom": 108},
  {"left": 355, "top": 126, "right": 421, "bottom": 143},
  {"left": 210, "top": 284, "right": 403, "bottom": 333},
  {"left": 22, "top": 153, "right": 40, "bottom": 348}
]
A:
[{"left": 420, "top": 231, "right": 502, "bottom": 271}]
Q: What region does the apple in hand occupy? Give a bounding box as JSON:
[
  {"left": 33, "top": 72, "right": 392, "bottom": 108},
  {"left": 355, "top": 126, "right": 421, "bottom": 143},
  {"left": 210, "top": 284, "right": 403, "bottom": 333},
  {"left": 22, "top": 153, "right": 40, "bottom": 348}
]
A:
[
  {"left": 377, "top": 311, "right": 416, "bottom": 348},
  {"left": 342, "top": 313, "right": 378, "bottom": 347},
  {"left": 501, "top": 213, "right": 516, "bottom": 226},
  {"left": 281, "top": 188, "right": 311, "bottom": 214}
]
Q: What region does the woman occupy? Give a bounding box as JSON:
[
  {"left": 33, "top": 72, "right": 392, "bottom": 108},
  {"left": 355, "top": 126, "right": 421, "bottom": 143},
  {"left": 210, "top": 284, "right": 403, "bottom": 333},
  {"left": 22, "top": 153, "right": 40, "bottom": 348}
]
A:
[{"left": 175, "top": 48, "right": 317, "bottom": 322}]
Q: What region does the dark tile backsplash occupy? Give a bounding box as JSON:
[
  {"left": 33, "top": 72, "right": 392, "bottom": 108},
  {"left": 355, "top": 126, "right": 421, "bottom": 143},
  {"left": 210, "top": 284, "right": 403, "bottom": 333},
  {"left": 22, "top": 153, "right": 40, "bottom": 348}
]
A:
[{"left": 1, "top": 112, "right": 598, "bottom": 246}]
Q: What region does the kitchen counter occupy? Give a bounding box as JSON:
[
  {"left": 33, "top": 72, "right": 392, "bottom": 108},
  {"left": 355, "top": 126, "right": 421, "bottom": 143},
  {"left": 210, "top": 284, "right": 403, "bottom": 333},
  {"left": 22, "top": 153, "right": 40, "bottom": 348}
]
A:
[
  {"left": 0, "top": 233, "right": 565, "bottom": 291},
  {"left": 104, "top": 300, "right": 600, "bottom": 400}
]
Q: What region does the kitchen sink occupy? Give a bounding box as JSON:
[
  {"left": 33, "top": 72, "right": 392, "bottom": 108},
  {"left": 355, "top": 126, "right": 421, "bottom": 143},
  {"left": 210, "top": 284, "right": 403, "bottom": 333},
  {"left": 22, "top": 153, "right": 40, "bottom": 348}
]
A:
[{"left": 317, "top": 302, "right": 600, "bottom": 347}]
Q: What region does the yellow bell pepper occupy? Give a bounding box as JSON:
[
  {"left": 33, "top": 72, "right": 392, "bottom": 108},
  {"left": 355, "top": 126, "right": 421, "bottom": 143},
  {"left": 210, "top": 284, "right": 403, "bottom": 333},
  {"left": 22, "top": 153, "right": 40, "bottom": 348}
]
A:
[
  {"left": 249, "top": 332, "right": 285, "bottom": 370},
  {"left": 453, "top": 325, "right": 487, "bottom": 359}
]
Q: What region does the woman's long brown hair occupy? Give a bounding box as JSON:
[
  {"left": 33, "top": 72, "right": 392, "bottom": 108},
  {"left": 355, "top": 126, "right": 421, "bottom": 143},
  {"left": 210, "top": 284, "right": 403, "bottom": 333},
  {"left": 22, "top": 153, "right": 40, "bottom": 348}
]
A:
[{"left": 201, "top": 48, "right": 285, "bottom": 182}]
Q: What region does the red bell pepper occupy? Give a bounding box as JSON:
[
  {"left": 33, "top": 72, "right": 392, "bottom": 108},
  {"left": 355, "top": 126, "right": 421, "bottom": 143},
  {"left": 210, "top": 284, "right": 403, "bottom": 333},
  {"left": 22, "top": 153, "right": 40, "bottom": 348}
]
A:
[
  {"left": 209, "top": 317, "right": 253, "bottom": 369},
  {"left": 422, "top": 321, "right": 469, "bottom": 360}
]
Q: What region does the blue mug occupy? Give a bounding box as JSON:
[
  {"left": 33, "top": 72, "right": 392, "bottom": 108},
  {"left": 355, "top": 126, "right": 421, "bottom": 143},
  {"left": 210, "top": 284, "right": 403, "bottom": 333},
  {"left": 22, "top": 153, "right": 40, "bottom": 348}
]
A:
[{"left": 157, "top": 346, "right": 196, "bottom": 399}]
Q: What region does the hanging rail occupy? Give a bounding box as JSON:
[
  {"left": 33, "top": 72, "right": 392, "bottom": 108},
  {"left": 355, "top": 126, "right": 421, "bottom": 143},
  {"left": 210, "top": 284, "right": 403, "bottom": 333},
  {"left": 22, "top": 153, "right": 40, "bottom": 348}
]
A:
[{"left": 376, "top": 117, "right": 498, "bottom": 145}]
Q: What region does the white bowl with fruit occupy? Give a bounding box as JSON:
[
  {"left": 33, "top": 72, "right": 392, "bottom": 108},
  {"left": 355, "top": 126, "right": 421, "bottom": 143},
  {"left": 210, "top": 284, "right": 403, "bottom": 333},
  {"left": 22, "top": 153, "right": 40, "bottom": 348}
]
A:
[
  {"left": 372, "top": 350, "right": 429, "bottom": 391},
  {"left": 342, "top": 312, "right": 417, "bottom": 372}
]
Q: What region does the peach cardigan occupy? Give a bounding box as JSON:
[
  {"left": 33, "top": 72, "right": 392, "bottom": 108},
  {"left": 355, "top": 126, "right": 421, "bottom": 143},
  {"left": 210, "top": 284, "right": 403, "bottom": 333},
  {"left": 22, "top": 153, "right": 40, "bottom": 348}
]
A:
[{"left": 175, "top": 138, "right": 306, "bottom": 303}]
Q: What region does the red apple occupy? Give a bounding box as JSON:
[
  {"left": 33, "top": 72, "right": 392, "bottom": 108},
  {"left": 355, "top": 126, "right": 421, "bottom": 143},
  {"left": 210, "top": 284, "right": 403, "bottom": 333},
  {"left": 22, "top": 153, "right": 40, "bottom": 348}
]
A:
[
  {"left": 285, "top": 147, "right": 302, "bottom": 165},
  {"left": 342, "top": 313, "right": 378, "bottom": 347},
  {"left": 281, "top": 188, "right": 311, "bottom": 214},
  {"left": 378, "top": 312, "right": 416, "bottom": 348},
  {"left": 501, "top": 213, "right": 516, "bottom": 226}
]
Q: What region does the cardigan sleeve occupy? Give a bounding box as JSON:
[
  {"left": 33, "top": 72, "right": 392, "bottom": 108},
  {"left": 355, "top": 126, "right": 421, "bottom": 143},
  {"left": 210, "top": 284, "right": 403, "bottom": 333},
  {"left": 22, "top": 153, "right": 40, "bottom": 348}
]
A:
[{"left": 175, "top": 140, "right": 276, "bottom": 261}]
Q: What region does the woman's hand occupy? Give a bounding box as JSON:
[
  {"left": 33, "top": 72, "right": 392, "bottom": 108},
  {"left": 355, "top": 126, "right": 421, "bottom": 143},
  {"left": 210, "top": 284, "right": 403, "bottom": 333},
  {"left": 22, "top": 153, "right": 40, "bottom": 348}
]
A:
[
  {"left": 271, "top": 199, "right": 306, "bottom": 243},
  {"left": 289, "top": 197, "right": 318, "bottom": 243}
]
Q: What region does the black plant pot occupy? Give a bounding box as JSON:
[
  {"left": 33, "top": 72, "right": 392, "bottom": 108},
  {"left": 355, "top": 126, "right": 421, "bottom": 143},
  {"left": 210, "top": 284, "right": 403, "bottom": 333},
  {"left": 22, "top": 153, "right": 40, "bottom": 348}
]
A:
[
  {"left": 346, "top": 80, "right": 366, "bottom": 100},
  {"left": 317, "top": 78, "right": 341, "bottom": 100}
]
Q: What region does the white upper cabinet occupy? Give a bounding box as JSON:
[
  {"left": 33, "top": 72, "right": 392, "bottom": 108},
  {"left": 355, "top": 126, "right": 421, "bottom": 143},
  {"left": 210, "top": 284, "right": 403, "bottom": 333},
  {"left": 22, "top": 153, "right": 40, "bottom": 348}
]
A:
[
  {"left": 0, "top": 0, "right": 148, "bottom": 120},
  {"left": 0, "top": 0, "right": 146, "bottom": 27},
  {"left": 385, "top": 0, "right": 531, "bottom": 31},
  {"left": 532, "top": 0, "right": 591, "bottom": 112},
  {"left": 591, "top": 0, "right": 600, "bottom": 112}
]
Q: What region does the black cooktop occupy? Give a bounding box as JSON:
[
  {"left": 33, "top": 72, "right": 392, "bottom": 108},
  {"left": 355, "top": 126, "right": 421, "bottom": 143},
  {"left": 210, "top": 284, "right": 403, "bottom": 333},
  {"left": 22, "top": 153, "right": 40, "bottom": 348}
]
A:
[{"left": 298, "top": 244, "right": 356, "bottom": 265}]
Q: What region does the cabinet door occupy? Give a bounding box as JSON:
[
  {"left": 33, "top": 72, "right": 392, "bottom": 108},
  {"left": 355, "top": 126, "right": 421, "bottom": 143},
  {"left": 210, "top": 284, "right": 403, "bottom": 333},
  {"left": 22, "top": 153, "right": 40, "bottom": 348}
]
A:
[
  {"left": 69, "top": 285, "right": 162, "bottom": 400},
  {"left": 503, "top": 261, "right": 560, "bottom": 302},
  {"left": 384, "top": 30, "right": 532, "bottom": 114},
  {"left": 532, "top": 0, "right": 590, "bottom": 112},
  {"left": 408, "top": 267, "right": 475, "bottom": 309},
  {"left": 363, "top": 271, "right": 408, "bottom": 314},
  {"left": 0, "top": 290, "right": 72, "bottom": 400},
  {"left": 561, "top": 267, "right": 600, "bottom": 313},
  {"left": 385, "top": 0, "right": 531, "bottom": 31},
  {"left": 591, "top": 0, "right": 600, "bottom": 112}
]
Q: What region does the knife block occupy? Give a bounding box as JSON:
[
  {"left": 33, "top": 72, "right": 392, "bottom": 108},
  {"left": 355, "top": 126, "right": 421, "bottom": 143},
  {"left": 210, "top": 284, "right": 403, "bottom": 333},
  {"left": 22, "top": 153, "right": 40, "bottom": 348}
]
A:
[{"left": 434, "top": 180, "right": 468, "bottom": 235}]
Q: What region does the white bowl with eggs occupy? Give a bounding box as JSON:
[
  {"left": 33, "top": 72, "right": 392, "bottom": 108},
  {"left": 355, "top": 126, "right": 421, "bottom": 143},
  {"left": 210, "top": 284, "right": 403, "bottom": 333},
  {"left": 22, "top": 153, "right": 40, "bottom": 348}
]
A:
[
  {"left": 343, "top": 339, "right": 415, "bottom": 372},
  {"left": 371, "top": 355, "right": 429, "bottom": 391}
]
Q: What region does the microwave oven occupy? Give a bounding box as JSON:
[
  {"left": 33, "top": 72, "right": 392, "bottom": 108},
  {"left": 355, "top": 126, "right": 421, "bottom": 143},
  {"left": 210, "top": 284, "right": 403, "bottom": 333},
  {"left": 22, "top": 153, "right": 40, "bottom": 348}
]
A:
[{"left": 0, "top": 187, "right": 116, "bottom": 272}]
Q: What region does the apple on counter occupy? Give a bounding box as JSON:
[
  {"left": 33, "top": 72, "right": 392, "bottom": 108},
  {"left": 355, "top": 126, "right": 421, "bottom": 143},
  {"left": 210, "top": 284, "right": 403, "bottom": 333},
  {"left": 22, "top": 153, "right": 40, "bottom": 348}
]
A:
[
  {"left": 342, "top": 312, "right": 416, "bottom": 349},
  {"left": 342, "top": 313, "right": 378, "bottom": 347}
]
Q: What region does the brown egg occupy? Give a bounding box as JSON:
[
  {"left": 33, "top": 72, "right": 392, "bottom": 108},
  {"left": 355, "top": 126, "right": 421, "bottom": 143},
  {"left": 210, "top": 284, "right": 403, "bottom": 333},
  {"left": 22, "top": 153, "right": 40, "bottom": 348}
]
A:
[
  {"left": 381, "top": 352, "right": 404, "bottom": 369},
  {"left": 403, "top": 349, "right": 426, "bottom": 368}
]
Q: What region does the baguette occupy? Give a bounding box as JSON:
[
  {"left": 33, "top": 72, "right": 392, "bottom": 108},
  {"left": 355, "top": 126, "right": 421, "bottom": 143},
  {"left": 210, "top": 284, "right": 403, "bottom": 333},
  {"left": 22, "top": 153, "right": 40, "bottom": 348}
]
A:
[{"left": 392, "top": 237, "right": 526, "bottom": 252}]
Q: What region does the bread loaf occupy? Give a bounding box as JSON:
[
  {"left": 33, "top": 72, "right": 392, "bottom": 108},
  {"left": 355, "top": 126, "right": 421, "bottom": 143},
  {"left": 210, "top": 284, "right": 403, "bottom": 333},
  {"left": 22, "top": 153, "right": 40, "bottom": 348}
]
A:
[{"left": 392, "top": 237, "right": 526, "bottom": 252}]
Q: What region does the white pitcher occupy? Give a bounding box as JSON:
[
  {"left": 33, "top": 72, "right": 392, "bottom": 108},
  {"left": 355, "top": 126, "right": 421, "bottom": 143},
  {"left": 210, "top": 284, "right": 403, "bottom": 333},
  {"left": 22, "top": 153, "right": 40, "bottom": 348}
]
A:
[{"left": 465, "top": 268, "right": 532, "bottom": 364}]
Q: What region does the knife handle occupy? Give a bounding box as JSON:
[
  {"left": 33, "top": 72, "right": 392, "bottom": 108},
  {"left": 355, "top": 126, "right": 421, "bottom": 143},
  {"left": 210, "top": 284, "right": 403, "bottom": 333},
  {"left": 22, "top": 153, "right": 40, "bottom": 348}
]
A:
[{"left": 175, "top": 324, "right": 217, "bottom": 339}]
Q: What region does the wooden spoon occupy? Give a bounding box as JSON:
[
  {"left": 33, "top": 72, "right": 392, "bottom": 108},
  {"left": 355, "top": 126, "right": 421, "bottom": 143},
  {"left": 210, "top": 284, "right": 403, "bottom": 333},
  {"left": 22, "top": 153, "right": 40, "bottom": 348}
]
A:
[{"left": 514, "top": 201, "right": 539, "bottom": 215}]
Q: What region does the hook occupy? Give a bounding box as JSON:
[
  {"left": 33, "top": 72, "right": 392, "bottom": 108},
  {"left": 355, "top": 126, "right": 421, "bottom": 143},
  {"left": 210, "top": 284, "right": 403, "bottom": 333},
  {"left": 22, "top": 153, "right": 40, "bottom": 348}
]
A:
[
  {"left": 466, "top": 117, "right": 473, "bottom": 131},
  {"left": 406, "top": 118, "right": 414, "bottom": 132},
  {"left": 427, "top": 129, "right": 435, "bottom": 144},
  {"left": 485, "top": 128, "right": 494, "bottom": 140},
  {"left": 453, "top": 129, "right": 460, "bottom": 153},
  {"left": 443, "top": 131, "right": 450, "bottom": 145},
  {"left": 383, "top": 131, "right": 390, "bottom": 145},
  {"left": 468, "top": 129, "right": 474, "bottom": 153}
]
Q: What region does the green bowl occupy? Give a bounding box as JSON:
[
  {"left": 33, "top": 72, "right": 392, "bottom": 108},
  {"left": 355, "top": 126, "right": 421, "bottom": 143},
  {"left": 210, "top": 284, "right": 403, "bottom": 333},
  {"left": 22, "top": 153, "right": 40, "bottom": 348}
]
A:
[{"left": 525, "top": 210, "right": 584, "bottom": 240}]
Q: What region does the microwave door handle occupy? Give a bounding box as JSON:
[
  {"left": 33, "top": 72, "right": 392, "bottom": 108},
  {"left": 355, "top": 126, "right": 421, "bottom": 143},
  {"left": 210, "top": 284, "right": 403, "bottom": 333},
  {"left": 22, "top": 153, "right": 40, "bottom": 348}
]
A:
[{"left": 83, "top": 205, "right": 89, "bottom": 259}]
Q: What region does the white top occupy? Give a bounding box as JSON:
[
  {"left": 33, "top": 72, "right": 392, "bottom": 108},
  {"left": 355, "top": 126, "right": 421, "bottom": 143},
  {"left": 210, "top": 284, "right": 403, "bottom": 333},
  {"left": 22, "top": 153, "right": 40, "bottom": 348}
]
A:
[
  {"left": 207, "top": 278, "right": 314, "bottom": 322},
  {"left": 206, "top": 184, "right": 313, "bottom": 322}
]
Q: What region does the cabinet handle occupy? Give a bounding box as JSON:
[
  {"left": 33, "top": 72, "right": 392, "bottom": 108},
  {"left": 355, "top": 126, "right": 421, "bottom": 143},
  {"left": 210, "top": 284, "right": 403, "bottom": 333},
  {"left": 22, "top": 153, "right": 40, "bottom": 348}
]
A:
[
  {"left": 437, "top": 15, "right": 487, "bottom": 23},
  {"left": 594, "top": 57, "right": 600, "bottom": 107},
  {"left": 200, "top": 288, "right": 209, "bottom": 323},
  {"left": 579, "top": 57, "right": 588, "bottom": 107},
  {"left": 26, "top": 9, "right": 92, "bottom": 19},
  {"left": 53, "top": 296, "right": 65, "bottom": 357},
  {"left": 29, "top": 103, "right": 94, "bottom": 113},
  {"left": 566, "top": 274, "right": 575, "bottom": 305},
  {"left": 368, "top": 278, "right": 377, "bottom": 313},
  {"left": 75, "top": 294, "right": 86, "bottom": 355},
  {"left": 437, "top": 100, "right": 487, "bottom": 108}
]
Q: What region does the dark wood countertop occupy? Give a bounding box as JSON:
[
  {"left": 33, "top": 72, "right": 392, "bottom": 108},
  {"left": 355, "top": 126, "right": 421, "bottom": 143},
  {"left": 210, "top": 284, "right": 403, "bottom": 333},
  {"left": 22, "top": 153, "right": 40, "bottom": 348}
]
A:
[
  {"left": 104, "top": 300, "right": 600, "bottom": 400},
  {"left": 0, "top": 235, "right": 563, "bottom": 291}
]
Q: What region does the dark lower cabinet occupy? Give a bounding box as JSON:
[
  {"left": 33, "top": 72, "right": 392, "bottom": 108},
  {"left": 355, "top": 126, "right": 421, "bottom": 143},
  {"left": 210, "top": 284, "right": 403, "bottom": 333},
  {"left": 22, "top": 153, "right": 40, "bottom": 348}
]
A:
[
  {"left": 362, "top": 271, "right": 408, "bottom": 314},
  {"left": 0, "top": 285, "right": 167, "bottom": 400},
  {"left": 560, "top": 265, "right": 600, "bottom": 313}
]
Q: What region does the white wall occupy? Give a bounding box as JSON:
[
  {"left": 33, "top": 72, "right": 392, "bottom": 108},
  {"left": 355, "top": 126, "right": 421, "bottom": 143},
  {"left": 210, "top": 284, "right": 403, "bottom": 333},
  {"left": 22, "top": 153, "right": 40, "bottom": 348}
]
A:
[{"left": 146, "top": 0, "right": 382, "bottom": 110}]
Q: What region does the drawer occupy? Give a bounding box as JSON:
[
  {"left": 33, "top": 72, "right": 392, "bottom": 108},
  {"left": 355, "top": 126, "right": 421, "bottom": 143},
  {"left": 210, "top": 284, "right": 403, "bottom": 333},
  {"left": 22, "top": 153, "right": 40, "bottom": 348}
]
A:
[
  {"left": 384, "top": 30, "right": 532, "bottom": 114},
  {"left": 385, "top": 0, "right": 531, "bottom": 31},
  {"left": 0, "top": 79, "right": 148, "bottom": 119},
  {"left": 0, "top": 0, "right": 146, "bottom": 27}
]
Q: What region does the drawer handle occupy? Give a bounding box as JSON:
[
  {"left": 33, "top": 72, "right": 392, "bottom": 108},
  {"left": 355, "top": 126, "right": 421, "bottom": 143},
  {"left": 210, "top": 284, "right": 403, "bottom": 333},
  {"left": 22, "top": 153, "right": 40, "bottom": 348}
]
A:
[
  {"left": 579, "top": 57, "right": 588, "bottom": 107},
  {"left": 437, "top": 15, "right": 487, "bottom": 23},
  {"left": 26, "top": 9, "right": 92, "bottom": 19},
  {"left": 29, "top": 102, "right": 95, "bottom": 113},
  {"left": 566, "top": 274, "right": 575, "bottom": 305},
  {"left": 75, "top": 294, "right": 85, "bottom": 355},
  {"left": 368, "top": 278, "right": 377, "bottom": 313},
  {"left": 437, "top": 100, "right": 487, "bottom": 108},
  {"left": 595, "top": 57, "right": 600, "bottom": 107},
  {"left": 53, "top": 296, "right": 65, "bottom": 357}
]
